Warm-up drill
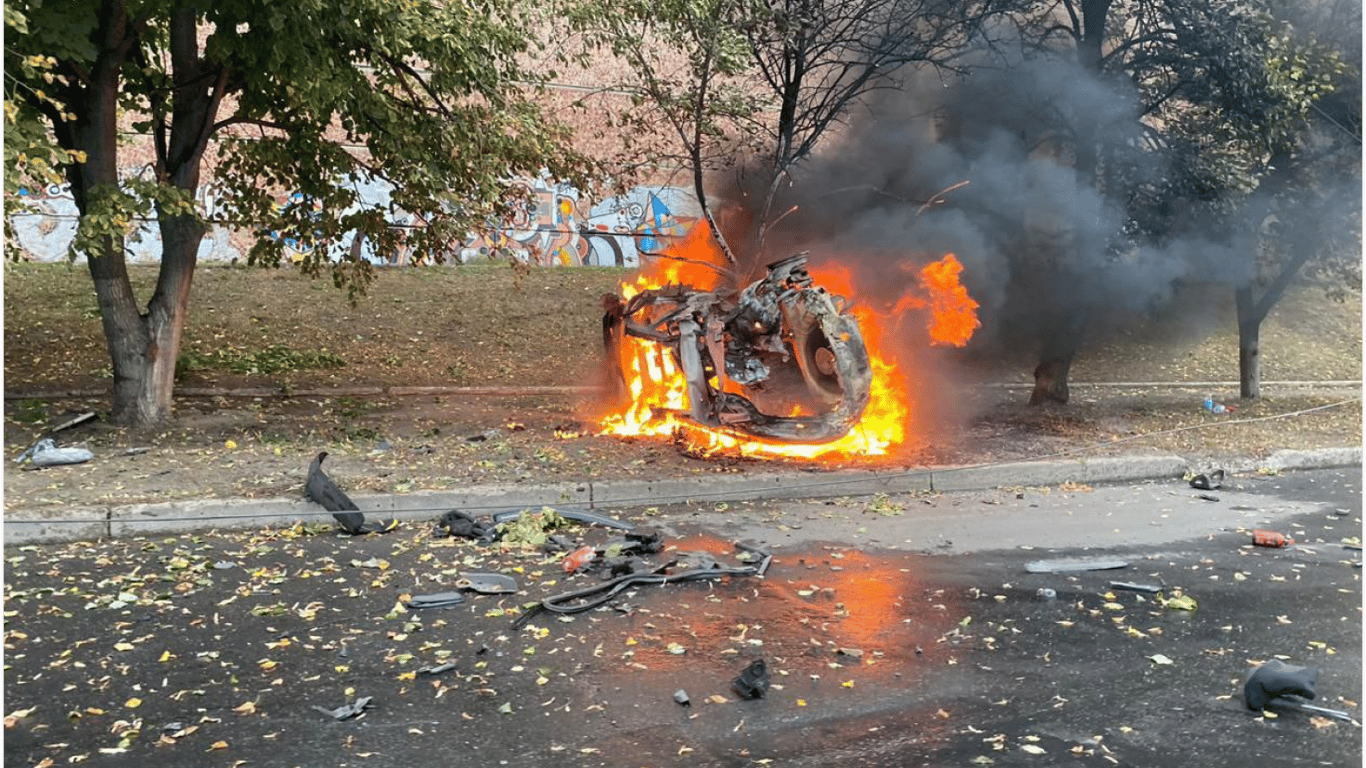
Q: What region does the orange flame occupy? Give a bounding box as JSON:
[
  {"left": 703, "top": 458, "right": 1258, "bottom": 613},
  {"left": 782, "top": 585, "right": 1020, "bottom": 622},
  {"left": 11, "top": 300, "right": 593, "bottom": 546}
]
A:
[
  {"left": 893, "top": 254, "right": 981, "bottom": 347},
  {"left": 598, "top": 225, "right": 979, "bottom": 461}
]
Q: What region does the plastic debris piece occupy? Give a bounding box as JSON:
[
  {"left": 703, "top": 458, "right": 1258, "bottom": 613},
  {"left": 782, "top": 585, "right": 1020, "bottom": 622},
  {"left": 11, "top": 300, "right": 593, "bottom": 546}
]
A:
[
  {"left": 20, "top": 438, "right": 94, "bottom": 467},
  {"left": 404, "top": 592, "right": 467, "bottom": 609},
  {"left": 514, "top": 538, "right": 773, "bottom": 629},
  {"left": 732, "top": 659, "right": 770, "bottom": 700},
  {"left": 1025, "top": 558, "right": 1128, "bottom": 574},
  {"left": 1189, "top": 470, "right": 1225, "bottom": 491},
  {"left": 673, "top": 689, "right": 691, "bottom": 706},
  {"left": 305, "top": 452, "right": 397, "bottom": 535},
  {"left": 563, "top": 546, "right": 597, "bottom": 574},
  {"left": 455, "top": 572, "right": 519, "bottom": 594},
  {"left": 418, "top": 662, "right": 457, "bottom": 676},
  {"left": 1252, "top": 529, "right": 1294, "bottom": 548},
  {"left": 438, "top": 510, "right": 497, "bottom": 542},
  {"left": 50, "top": 411, "right": 98, "bottom": 433},
  {"left": 1244, "top": 660, "right": 1318, "bottom": 711},
  {"left": 312, "top": 696, "right": 373, "bottom": 721},
  {"left": 1110, "top": 582, "right": 1162, "bottom": 594},
  {"left": 1202, "top": 395, "right": 1232, "bottom": 414},
  {"left": 1036, "top": 588, "right": 1057, "bottom": 600},
  {"left": 603, "top": 556, "right": 643, "bottom": 578}
]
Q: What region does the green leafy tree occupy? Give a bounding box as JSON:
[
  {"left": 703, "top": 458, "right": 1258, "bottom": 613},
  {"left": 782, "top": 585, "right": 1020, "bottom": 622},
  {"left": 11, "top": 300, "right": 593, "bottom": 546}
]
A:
[
  {"left": 1004, "top": 0, "right": 1347, "bottom": 404},
  {"left": 3, "top": 12, "right": 82, "bottom": 225},
  {"left": 1226, "top": 0, "right": 1359, "bottom": 398},
  {"left": 4, "top": 0, "right": 591, "bottom": 428}
]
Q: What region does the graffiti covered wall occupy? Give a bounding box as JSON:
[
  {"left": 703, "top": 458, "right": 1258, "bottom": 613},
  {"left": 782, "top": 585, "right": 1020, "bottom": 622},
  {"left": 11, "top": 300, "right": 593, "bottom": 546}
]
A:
[{"left": 7, "top": 171, "right": 699, "bottom": 268}]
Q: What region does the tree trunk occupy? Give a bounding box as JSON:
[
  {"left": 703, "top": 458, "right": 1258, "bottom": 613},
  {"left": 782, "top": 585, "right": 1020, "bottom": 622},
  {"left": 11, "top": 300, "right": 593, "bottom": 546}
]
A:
[
  {"left": 1030, "top": 307, "right": 1087, "bottom": 405},
  {"left": 1030, "top": 357, "right": 1073, "bottom": 405},
  {"left": 1236, "top": 286, "right": 1261, "bottom": 399},
  {"left": 90, "top": 6, "right": 217, "bottom": 428},
  {"left": 86, "top": 219, "right": 200, "bottom": 428},
  {"left": 1027, "top": 0, "right": 1110, "bottom": 406},
  {"left": 73, "top": 0, "right": 176, "bottom": 427}
]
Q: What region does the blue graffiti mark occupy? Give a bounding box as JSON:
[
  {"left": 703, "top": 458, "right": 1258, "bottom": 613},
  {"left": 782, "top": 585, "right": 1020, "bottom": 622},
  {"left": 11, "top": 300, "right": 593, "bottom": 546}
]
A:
[{"left": 636, "top": 192, "right": 688, "bottom": 256}]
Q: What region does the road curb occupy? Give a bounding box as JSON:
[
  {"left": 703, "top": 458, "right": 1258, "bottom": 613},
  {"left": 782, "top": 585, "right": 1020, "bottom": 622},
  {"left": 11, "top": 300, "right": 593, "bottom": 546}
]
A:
[{"left": 4, "top": 448, "right": 1359, "bottom": 545}]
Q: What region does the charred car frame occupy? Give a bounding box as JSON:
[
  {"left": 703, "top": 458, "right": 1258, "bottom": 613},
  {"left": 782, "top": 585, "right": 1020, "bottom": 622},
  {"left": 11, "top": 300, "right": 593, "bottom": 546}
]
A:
[{"left": 602, "top": 252, "right": 873, "bottom": 443}]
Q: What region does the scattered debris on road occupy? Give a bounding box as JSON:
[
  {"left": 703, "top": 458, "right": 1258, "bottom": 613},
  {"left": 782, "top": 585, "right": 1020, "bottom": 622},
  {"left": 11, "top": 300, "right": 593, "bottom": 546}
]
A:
[
  {"left": 305, "top": 451, "right": 397, "bottom": 535},
  {"left": 1110, "top": 581, "right": 1163, "bottom": 594},
  {"left": 1252, "top": 529, "right": 1295, "bottom": 548},
  {"left": 438, "top": 510, "right": 498, "bottom": 542},
  {"left": 404, "top": 591, "right": 467, "bottom": 609},
  {"left": 1245, "top": 655, "right": 1316, "bottom": 710},
  {"left": 1189, "top": 469, "right": 1225, "bottom": 491},
  {"left": 417, "top": 662, "right": 458, "bottom": 676},
  {"left": 514, "top": 539, "right": 772, "bottom": 628},
  {"left": 493, "top": 508, "right": 634, "bottom": 531},
  {"left": 454, "top": 572, "right": 519, "bottom": 594},
  {"left": 1242, "top": 659, "right": 1355, "bottom": 722},
  {"left": 311, "top": 696, "right": 373, "bottom": 721},
  {"left": 732, "top": 659, "right": 771, "bottom": 699},
  {"left": 1025, "top": 558, "right": 1129, "bottom": 574},
  {"left": 562, "top": 544, "right": 596, "bottom": 574}
]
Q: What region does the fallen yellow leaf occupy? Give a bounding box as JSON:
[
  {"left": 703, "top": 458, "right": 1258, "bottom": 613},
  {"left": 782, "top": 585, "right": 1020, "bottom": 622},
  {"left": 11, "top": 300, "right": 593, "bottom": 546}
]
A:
[{"left": 3, "top": 707, "right": 36, "bottom": 728}]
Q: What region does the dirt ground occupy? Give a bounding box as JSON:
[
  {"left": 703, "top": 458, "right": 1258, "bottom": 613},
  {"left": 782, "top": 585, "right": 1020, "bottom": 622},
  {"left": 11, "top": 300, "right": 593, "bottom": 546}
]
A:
[{"left": 3, "top": 262, "right": 1361, "bottom": 512}]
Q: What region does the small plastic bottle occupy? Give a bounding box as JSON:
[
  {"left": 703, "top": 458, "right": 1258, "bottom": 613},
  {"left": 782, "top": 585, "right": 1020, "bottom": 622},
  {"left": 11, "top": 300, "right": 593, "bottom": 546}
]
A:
[
  {"left": 1252, "top": 529, "right": 1294, "bottom": 548},
  {"left": 562, "top": 545, "right": 596, "bottom": 573}
]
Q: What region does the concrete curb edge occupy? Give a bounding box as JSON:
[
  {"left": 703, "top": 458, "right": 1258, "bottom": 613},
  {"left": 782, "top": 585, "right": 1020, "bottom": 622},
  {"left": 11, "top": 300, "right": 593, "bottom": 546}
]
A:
[{"left": 5, "top": 447, "right": 1360, "bottom": 545}]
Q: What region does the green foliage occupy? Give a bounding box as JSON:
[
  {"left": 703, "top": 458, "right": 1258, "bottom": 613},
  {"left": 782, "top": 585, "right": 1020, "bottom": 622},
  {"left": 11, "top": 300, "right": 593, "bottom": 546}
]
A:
[
  {"left": 4, "top": 0, "right": 601, "bottom": 424},
  {"left": 10, "top": 398, "right": 47, "bottom": 425},
  {"left": 1053, "top": 0, "right": 1354, "bottom": 251},
  {"left": 496, "top": 507, "right": 571, "bottom": 549},
  {"left": 175, "top": 346, "right": 345, "bottom": 379},
  {"left": 3, "top": 8, "right": 81, "bottom": 230},
  {"left": 5, "top": 0, "right": 597, "bottom": 278}
]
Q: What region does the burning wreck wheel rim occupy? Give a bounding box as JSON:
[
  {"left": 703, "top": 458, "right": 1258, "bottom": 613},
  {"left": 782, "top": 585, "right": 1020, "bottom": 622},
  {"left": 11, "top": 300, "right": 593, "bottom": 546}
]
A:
[{"left": 796, "top": 326, "right": 842, "bottom": 397}]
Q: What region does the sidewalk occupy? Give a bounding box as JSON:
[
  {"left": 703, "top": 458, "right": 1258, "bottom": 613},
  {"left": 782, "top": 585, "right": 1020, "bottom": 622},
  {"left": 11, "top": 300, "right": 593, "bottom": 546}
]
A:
[{"left": 6, "top": 445, "right": 1359, "bottom": 545}]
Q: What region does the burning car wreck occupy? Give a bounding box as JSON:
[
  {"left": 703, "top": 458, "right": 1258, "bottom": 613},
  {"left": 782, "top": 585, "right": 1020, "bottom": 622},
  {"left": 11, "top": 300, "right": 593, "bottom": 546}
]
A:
[{"left": 602, "top": 252, "right": 873, "bottom": 444}]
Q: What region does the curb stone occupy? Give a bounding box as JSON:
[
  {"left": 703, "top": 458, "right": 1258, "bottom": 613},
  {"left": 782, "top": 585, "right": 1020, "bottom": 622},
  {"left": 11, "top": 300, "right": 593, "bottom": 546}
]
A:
[
  {"left": 1219, "top": 447, "right": 1363, "bottom": 475},
  {"left": 4, "top": 448, "right": 1360, "bottom": 545}
]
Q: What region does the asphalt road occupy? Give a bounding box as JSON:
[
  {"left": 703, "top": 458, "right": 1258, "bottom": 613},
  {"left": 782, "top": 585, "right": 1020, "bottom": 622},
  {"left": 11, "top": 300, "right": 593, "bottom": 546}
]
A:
[{"left": 3, "top": 468, "right": 1360, "bottom": 768}]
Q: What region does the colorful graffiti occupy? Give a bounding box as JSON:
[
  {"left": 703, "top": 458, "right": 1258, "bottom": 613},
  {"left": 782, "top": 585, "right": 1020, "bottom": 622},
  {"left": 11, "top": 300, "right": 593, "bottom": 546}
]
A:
[
  {"left": 9, "top": 171, "right": 240, "bottom": 264},
  {"left": 8, "top": 171, "right": 698, "bottom": 268},
  {"left": 457, "top": 176, "right": 697, "bottom": 268}
]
